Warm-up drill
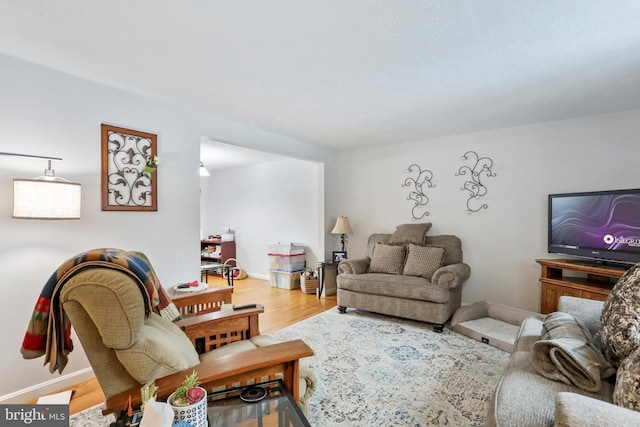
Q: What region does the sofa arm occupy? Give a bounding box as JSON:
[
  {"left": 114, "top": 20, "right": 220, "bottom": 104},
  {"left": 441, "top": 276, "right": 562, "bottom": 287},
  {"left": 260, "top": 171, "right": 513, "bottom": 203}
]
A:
[
  {"left": 431, "top": 262, "right": 471, "bottom": 289},
  {"left": 338, "top": 257, "right": 370, "bottom": 274},
  {"left": 554, "top": 392, "right": 640, "bottom": 427},
  {"left": 558, "top": 296, "right": 604, "bottom": 337}
]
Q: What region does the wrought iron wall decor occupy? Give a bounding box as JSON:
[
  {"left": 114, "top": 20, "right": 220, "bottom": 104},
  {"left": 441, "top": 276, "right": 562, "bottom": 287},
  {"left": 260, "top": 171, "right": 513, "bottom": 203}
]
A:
[
  {"left": 402, "top": 164, "right": 435, "bottom": 219},
  {"left": 455, "top": 150, "right": 496, "bottom": 213},
  {"left": 101, "top": 124, "right": 157, "bottom": 211}
]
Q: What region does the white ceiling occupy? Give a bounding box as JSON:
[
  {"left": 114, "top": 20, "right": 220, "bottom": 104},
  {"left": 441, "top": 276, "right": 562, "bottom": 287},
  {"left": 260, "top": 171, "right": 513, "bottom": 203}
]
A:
[{"left": 2, "top": 1, "right": 640, "bottom": 152}]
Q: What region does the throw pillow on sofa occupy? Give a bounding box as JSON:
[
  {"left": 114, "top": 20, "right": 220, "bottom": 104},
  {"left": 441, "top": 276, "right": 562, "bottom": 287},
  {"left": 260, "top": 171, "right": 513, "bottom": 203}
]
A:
[
  {"left": 614, "top": 344, "right": 640, "bottom": 411},
  {"left": 600, "top": 263, "right": 640, "bottom": 368},
  {"left": 403, "top": 244, "right": 445, "bottom": 279},
  {"left": 368, "top": 244, "right": 406, "bottom": 274},
  {"left": 388, "top": 223, "right": 432, "bottom": 245}
]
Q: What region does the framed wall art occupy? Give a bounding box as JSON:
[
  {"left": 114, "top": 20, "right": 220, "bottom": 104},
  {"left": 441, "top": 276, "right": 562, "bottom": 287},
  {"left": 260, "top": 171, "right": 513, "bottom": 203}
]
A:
[{"left": 101, "top": 124, "right": 158, "bottom": 211}]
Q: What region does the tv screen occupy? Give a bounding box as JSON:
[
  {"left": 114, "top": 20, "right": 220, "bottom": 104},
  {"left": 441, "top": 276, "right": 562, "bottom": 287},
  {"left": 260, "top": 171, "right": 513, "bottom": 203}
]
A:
[{"left": 548, "top": 188, "right": 640, "bottom": 265}]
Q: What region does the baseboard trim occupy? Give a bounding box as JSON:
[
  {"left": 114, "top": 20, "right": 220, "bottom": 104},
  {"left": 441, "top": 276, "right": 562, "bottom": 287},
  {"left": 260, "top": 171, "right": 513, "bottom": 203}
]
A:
[{"left": 0, "top": 367, "right": 95, "bottom": 404}]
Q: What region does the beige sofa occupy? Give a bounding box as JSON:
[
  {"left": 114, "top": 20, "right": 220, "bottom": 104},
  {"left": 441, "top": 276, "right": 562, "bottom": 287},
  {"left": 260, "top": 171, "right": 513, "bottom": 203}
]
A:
[
  {"left": 336, "top": 232, "right": 470, "bottom": 332},
  {"left": 487, "top": 296, "right": 640, "bottom": 426}
]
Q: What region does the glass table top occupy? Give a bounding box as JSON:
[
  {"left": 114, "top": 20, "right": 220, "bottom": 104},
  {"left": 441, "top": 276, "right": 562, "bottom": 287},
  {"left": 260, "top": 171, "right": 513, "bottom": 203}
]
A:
[{"left": 207, "top": 379, "right": 310, "bottom": 427}]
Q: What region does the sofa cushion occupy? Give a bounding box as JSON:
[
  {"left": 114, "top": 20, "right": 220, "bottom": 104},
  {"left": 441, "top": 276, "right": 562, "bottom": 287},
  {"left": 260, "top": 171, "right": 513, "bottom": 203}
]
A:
[
  {"left": 600, "top": 263, "right": 640, "bottom": 368},
  {"left": 368, "top": 244, "right": 406, "bottom": 274},
  {"left": 337, "top": 273, "right": 450, "bottom": 303},
  {"left": 199, "top": 339, "right": 258, "bottom": 361},
  {"left": 403, "top": 244, "right": 445, "bottom": 279},
  {"left": 488, "top": 350, "right": 614, "bottom": 427},
  {"left": 366, "top": 234, "right": 392, "bottom": 258},
  {"left": 60, "top": 268, "right": 149, "bottom": 350},
  {"left": 554, "top": 392, "right": 640, "bottom": 427},
  {"left": 558, "top": 296, "right": 605, "bottom": 342},
  {"left": 424, "top": 235, "right": 463, "bottom": 265},
  {"left": 115, "top": 313, "right": 200, "bottom": 384},
  {"left": 365, "top": 233, "right": 463, "bottom": 264},
  {"left": 388, "top": 223, "right": 432, "bottom": 245},
  {"left": 613, "top": 345, "right": 640, "bottom": 411}
]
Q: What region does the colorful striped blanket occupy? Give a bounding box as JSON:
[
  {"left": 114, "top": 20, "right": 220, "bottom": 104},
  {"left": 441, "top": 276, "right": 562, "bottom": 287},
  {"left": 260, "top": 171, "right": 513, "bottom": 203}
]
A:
[{"left": 20, "top": 248, "right": 180, "bottom": 374}]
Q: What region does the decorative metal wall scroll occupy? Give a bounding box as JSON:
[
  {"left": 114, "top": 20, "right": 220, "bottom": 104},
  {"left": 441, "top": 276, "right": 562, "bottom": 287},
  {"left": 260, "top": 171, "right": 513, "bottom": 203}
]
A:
[
  {"left": 101, "top": 124, "right": 157, "bottom": 211},
  {"left": 455, "top": 151, "right": 496, "bottom": 213},
  {"left": 402, "top": 164, "right": 435, "bottom": 219}
]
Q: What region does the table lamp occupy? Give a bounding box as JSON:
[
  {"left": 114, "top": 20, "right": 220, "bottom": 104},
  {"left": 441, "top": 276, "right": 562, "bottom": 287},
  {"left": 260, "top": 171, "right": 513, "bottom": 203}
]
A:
[{"left": 331, "top": 216, "right": 353, "bottom": 252}]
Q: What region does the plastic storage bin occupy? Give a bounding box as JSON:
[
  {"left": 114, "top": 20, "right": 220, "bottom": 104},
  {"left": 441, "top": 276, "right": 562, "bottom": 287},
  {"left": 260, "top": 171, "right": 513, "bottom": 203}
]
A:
[
  {"left": 270, "top": 271, "right": 302, "bottom": 289},
  {"left": 268, "top": 253, "right": 306, "bottom": 272},
  {"left": 267, "top": 243, "right": 305, "bottom": 256}
]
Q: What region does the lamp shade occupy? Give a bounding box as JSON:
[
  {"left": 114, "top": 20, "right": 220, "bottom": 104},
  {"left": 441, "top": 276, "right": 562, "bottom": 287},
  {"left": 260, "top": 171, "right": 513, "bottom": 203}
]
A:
[
  {"left": 331, "top": 216, "right": 353, "bottom": 235},
  {"left": 13, "top": 179, "right": 81, "bottom": 219}
]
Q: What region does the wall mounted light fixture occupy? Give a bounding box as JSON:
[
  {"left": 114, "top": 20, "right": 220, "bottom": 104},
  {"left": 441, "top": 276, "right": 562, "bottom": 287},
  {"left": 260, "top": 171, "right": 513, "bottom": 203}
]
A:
[
  {"left": 0, "top": 152, "right": 81, "bottom": 220},
  {"left": 199, "top": 161, "right": 210, "bottom": 177}
]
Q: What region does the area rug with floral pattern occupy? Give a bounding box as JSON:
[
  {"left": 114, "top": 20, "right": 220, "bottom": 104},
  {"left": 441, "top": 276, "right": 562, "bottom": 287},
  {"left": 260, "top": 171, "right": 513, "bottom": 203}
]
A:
[{"left": 70, "top": 308, "right": 509, "bottom": 426}]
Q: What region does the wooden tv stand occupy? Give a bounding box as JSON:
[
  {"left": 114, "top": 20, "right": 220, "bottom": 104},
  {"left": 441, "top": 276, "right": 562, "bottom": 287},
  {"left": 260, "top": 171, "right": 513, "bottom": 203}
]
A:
[{"left": 536, "top": 258, "right": 628, "bottom": 314}]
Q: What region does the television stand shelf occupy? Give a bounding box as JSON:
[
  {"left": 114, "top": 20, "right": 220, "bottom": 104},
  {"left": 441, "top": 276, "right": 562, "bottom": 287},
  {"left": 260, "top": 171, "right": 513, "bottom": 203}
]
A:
[{"left": 536, "top": 258, "right": 628, "bottom": 314}]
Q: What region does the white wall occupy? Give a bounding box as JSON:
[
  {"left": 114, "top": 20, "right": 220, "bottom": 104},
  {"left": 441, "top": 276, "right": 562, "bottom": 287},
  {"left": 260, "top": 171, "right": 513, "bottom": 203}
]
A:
[
  {"left": 0, "top": 54, "right": 337, "bottom": 402},
  {"left": 9, "top": 47, "right": 639, "bottom": 403},
  {"left": 337, "top": 109, "right": 640, "bottom": 312},
  {"left": 201, "top": 159, "right": 321, "bottom": 277}
]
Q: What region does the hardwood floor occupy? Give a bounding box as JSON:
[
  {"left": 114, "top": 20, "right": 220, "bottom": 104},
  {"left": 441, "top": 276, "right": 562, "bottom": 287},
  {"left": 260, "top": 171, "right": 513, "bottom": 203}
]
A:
[{"left": 25, "top": 275, "right": 336, "bottom": 415}]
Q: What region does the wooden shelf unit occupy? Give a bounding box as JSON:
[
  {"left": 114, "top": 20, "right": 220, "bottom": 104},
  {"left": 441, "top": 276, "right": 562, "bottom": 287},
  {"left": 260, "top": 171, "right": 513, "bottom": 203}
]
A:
[
  {"left": 536, "top": 258, "right": 627, "bottom": 314},
  {"left": 201, "top": 238, "right": 236, "bottom": 266}
]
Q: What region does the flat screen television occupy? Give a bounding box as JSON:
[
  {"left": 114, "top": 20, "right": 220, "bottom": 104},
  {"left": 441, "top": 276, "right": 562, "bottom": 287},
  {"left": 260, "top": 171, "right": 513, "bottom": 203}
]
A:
[{"left": 548, "top": 188, "right": 640, "bottom": 266}]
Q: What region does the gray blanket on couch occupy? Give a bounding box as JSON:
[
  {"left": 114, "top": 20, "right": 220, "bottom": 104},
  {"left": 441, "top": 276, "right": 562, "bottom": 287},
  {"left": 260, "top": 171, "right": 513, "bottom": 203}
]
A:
[{"left": 530, "top": 312, "right": 615, "bottom": 392}]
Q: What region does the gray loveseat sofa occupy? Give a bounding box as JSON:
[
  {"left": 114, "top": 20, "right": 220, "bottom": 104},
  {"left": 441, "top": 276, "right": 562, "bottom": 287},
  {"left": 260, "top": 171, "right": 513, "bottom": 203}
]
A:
[
  {"left": 336, "top": 230, "right": 470, "bottom": 332},
  {"left": 487, "top": 296, "right": 640, "bottom": 426}
]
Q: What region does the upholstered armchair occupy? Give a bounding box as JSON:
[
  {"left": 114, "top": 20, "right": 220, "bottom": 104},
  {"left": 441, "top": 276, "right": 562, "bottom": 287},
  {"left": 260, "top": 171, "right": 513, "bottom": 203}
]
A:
[
  {"left": 337, "top": 224, "right": 470, "bottom": 332},
  {"left": 57, "top": 262, "right": 314, "bottom": 415}
]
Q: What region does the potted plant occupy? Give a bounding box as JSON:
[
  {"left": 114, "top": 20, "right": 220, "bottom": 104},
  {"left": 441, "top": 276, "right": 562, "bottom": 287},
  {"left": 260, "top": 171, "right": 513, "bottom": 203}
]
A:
[
  {"left": 143, "top": 155, "right": 160, "bottom": 178},
  {"left": 167, "top": 371, "right": 208, "bottom": 427}
]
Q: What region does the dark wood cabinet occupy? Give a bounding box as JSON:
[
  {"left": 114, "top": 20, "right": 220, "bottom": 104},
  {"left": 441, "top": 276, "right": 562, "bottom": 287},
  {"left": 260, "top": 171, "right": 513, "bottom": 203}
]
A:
[{"left": 536, "top": 258, "right": 626, "bottom": 314}]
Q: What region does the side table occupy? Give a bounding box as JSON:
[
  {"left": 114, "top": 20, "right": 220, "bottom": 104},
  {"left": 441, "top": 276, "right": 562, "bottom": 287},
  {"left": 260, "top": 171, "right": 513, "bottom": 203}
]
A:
[
  {"left": 201, "top": 262, "right": 235, "bottom": 288},
  {"left": 207, "top": 379, "right": 311, "bottom": 426},
  {"left": 317, "top": 261, "right": 338, "bottom": 298}
]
